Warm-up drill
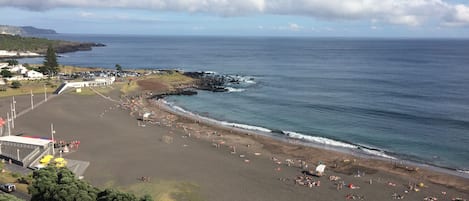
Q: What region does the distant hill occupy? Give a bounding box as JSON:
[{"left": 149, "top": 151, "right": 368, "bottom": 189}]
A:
[
  {"left": 0, "top": 25, "right": 57, "bottom": 35},
  {"left": 0, "top": 34, "right": 105, "bottom": 58}
]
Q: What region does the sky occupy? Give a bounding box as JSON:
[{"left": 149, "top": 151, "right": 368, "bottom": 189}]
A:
[{"left": 0, "top": 0, "right": 469, "bottom": 37}]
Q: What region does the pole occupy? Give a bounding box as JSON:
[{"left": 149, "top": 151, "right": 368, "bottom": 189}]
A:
[
  {"left": 44, "top": 84, "right": 47, "bottom": 101},
  {"left": 51, "top": 123, "right": 55, "bottom": 155},
  {"left": 17, "top": 149, "right": 20, "bottom": 161},
  {"left": 0, "top": 144, "right": 2, "bottom": 155},
  {"left": 30, "top": 89, "right": 34, "bottom": 110},
  {"left": 12, "top": 96, "right": 16, "bottom": 119},
  {"left": 10, "top": 103, "right": 14, "bottom": 129},
  {"left": 7, "top": 113, "right": 10, "bottom": 136}
]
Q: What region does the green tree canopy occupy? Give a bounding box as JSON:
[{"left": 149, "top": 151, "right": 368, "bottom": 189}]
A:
[
  {"left": 41, "top": 45, "right": 59, "bottom": 75},
  {"left": 11, "top": 81, "right": 21, "bottom": 88},
  {"left": 115, "top": 64, "right": 122, "bottom": 72},
  {"left": 1, "top": 69, "right": 12, "bottom": 78},
  {"left": 7, "top": 59, "right": 18, "bottom": 66},
  {"left": 29, "top": 167, "right": 152, "bottom": 201}
]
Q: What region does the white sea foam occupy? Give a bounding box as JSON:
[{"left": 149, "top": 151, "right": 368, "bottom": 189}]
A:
[
  {"left": 220, "top": 121, "right": 272, "bottom": 133},
  {"left": 283, "top": 131, "right": 358, "bottom": 149},
  {"left": 164, "top": 100, "right": 270, "bottom": 133},
  {"left": 238, "top": 76, "right": 256, "bottom": 84},
  {"left": 164, "top": 100, "right": 398, "bottom": 161},
  {"left": 359, "top": 147, "right": 397, "bottom": 160},
  {"left": 204, "top": 71, "right": 217, "bottom": 74},
  {"left": 226, "top": 87, "right": 246, "bottom": 92},
  {"left": 457, "top": 169, "right": 469, "bottom": 174}
]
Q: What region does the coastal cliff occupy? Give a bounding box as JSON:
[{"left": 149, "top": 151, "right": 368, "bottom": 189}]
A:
[
  {"left": 0, "top": 25, "right": 56, "bottom": 35},
  {"left": 0, "top": 34, "right": 105, "bottom": 58}
]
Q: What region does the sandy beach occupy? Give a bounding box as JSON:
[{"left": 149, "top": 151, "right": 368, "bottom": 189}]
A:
[{"left": 2, "top": 88, "right": 468, "bottom": 201}]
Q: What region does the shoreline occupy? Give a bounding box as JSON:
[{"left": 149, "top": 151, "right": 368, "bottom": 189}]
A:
[
  {"left": 158, "top": 98, "right": 469, "bottom": 179},
  {"left": 6, "top": 85, "right": 468, "bottom": 200},
  {"left": 130, "top": 94, "right": 469, "bottom": 192}
]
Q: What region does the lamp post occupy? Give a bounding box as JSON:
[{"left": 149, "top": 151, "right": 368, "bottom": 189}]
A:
[
  {"left": 6, "top": 113, "right": 10, "bottom": 136},
  {"left": 51, "top": 123, "right": 56, "bottom": 155},
  {"left": 10, "top": 103, "right": 14, "bottom": 128},
  {"left": 12, "top": 96, "right": 16, "bottom": 119},
  {"left": 30, "top": 90, "right": 34, "bottom": 110}
]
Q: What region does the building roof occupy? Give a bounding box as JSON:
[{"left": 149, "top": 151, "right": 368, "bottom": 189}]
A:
[{"left": 0, "top": 136, "right": 52, "bottom": 147}]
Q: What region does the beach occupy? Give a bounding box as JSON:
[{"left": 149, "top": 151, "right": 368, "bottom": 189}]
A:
[{"left": 1, "top": 86, "right": 467, "bottom": 201}]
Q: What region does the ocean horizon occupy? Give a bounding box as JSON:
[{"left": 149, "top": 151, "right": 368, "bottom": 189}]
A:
[{"left": 18, "top": 34, "right": 469, "bottom": 173}]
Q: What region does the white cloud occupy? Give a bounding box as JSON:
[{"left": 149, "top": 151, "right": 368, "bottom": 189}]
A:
[
  {"left": 2, "top": 0, "right": 469, "bottom": 27},
  {"left": 288, "top": 23, "right": 302, "bottom": 31},
  {"left": 388, "top": 15, "right": 421, "bottom": 26},
  {"left": 79, "top": 11, "right": 94, "bottom": 18},
  {"left": 443, "top": 4, "right": 469, "bottom": 26}
]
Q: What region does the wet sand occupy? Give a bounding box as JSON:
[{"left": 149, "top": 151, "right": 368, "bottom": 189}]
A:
[{"left": 3, "top": 91, "right": 469, "bottom": 201}]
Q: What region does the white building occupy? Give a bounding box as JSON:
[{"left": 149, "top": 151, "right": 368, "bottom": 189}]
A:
[
  {"left": 26, "top": 70, "right": 44, "bottom": 78},
  {"left": 9, "top": 64, "right": 28, "bottom": 74}
]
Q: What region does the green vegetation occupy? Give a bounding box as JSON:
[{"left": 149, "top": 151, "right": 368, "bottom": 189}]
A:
[
  {"left": 115, "top": 64, "right": 123, "bottom": 72},
  {"left": 120, "top": 79, "right": 140, "bottom": 95},
  {"left": 0, "top": 69, "right": 12, "bottom": 78},
  {"left": 29, "top": 167, "right": 153, "bottom": 201},
  {"left": 0, "top": 34, "right": 60, "bottom": 52},
  {"left": 0, "top": 79, "right": 60, "bottom": 97},
  {"left": 0, "top": 193, "right": 23, "bottom": 201},
  {"left": 7, "top": 59, "right": 18, "bottom": 66},
  {"left": 40, "top": 45, "right": 59, "bottom": 75},
  {"left": 11, "top": 81, "right": 22, "bottom": 88}
]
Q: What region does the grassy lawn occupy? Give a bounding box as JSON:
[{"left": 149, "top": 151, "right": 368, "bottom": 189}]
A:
[
  {"left": 0, "top": 79, "right": 61, "bottom": 97},
  {"left": 59, "top": 65, "right": 103, "bottom": 73},
  {"left": 0, "top": 170, "right": 30, "bottom": 194},
  {"left": 148, "top": 72, "right": 194, "bottom": 87}
]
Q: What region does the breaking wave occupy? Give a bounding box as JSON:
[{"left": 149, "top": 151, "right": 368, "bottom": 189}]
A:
[
  {"left": 226, "top": 87, "right": 246, "bottom": 92},
  {"left": 163, "top": 100, "right": 399, "bottom": 161}
]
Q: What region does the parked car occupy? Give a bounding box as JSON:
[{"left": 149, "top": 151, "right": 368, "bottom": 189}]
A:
[{"left": 0, "top": 183, "right": 16, "bottom": 193}]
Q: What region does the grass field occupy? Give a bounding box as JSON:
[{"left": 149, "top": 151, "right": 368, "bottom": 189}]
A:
[
  {"left": 0, "top": 79, "right": 61, "bottom": 97},
  {"left": 0, "top": 170, "right": 29, "bottom": 194}
]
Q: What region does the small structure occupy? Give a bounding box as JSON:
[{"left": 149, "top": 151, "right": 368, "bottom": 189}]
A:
[
  {"left": 142, "top": 112, "right": 151, "bottom": 121},
  {"left": 26, "top": 70, "right": 44, "bottom": 78},
  {"left": 54, "top": 76, "right": 116, "bottom": 94},
  {"left": 0, "top": 136, "right": 53, "bottom": 167},
  {"left": 314, "top": 164, "right": 326, "bottom": 176}
]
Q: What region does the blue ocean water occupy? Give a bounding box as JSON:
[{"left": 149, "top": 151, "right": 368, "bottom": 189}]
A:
[{"left": 19, "top": 35, "right": 469, "bottom": 171}]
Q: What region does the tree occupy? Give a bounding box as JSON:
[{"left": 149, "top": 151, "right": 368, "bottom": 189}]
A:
[
  {"left": 7, "top": 59, "right": 18, "bottom": 66},
  {"left": 115, "top": 64, "right": 122, "bottom": 72},
  {"left": 29, "top": 167, "right": 152, "bottom": 201},
  {"left": 42, "top": 45, "right": 59, "bottom": 75},
  {"left": 0, "top": 69, "right": 12, "bottom": 78},
  {"left": 11, "top": 81, "right": 21, "bottom": 88}
]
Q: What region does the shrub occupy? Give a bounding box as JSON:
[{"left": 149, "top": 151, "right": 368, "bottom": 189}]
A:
[{"left": 11, "top": 81, "right": 22, "bottom": 89}]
